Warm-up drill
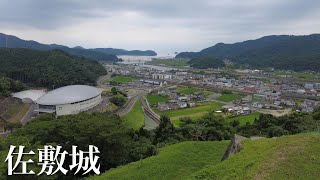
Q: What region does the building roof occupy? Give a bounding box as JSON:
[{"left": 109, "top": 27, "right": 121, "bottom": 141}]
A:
[
  {"left": 12, "top": 89, "right": 46, "bottom": 101},
  {"left": 36, "top": 85, "right": 101, "bottom": 105}
]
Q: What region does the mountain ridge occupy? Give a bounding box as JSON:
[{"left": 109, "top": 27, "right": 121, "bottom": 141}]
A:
[
  {"left": 0, "top": 33, "right": 157, "bottom": 61},
  {"left": 176, "top": 34, "right": 320, "bottom": 71}
]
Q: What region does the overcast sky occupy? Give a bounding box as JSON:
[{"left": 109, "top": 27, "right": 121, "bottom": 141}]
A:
[{"left": 1, "top": 0, "right": 320, "bottom": 53}]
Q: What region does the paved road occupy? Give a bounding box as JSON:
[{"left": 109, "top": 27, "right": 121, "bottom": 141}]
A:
[
  {"left": 96, "top": 74, "right": 112, "bottom": 88},
  {"left": 116, "top": 91, "right": 146, "bottom": 117},
  {"left": 141, "top": 97, "right": 160, "bottom": 123}
]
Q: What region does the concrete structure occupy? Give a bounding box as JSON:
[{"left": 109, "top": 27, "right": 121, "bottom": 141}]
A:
[
  {"left": 12, "top": 89, "right": 46, "bottom": 103},
  {"left": 35, "top": 85, "right": 102, "bottom": 116},
  {"left": 152, "top": 74, "right": 172, "bottom": 80},
  {"left": 140, "top": 79, "right": 166, "bottom": 87}
]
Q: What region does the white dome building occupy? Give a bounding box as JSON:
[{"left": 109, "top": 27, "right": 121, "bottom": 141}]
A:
[{"left": 36, "top": 85, "right": 102, "bottom": 116}]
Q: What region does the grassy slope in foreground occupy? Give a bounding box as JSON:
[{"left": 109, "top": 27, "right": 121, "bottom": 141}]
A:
[
  {"left": 91, "top": 141, "right": 230, "bottom": 180},
  {"left": 191, "top": 134, "right": 320, "bottom": 179},
  {"left": 122, "top": 100, "right": 144, "bottom": 130}
]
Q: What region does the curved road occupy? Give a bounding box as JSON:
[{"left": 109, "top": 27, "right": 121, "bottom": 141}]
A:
[
  {"left": 97, "top": 74, "right": 147, "bottom": 117},
  {"left": 116, "top": 91, "right": 146, "bottom": 117}
]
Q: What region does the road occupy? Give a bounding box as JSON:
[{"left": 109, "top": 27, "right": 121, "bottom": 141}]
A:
[
  {"left": 96, "top": 74, "right": 112, "bottom": 88},
  {"left": 97, "top": 73, "right": 150, "bottom": 117},
  {"left": 116, "top": 91, "right": 146, "bottom": 117},
  {"left": 141, "top": 97, "right": 160, "bottom": 123}
]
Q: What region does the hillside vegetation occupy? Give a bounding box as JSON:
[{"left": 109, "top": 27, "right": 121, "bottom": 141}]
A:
[
  {"left": 0, "top": 76, "right": 25, "bottom": 96},
  {"left": 91, "top": 134, "right": 320, "bottom": 180},
  {"left": 0, "top": 48, "right": 107, "bottom": 88},
  {"left": 91, "top": 141, "right": 230, "bottom": 180},
  {"left": 0, "top": 112, "right": 157, "bottom": 179},
  {"left": 192, "top": 134, "right": 320, "bottom": 179},
  {"left": 177, "top": 34, "right": 320, "bottom": 71},
  {"left": 0, "top": 33, "right": 119, "bottom": 61},
  {"left": 122, "top": 100, "right": 145, "bottom": 130}
]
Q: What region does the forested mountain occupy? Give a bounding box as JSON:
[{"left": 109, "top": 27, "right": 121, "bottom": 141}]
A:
[
  {"left": 92, "top": 48, "right": 157, "bottom": 56},
  {"left": 188, "top": 56, "right": 224, "bottom": 69},
  {"left": 0, "top": 48, "right": 107, "bottom": 88},
  {"left": 0, "top": 33, "right": 119, "bottom": 61},
  {"left": 176, "top": 34, "right": 320, "bottom": 71}
]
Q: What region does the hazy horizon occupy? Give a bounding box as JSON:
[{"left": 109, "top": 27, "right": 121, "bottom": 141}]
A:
[{"left": 1, "top": 0, "right": 320, "bottom": 52}]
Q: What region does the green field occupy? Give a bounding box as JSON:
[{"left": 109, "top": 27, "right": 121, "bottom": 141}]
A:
[
  {"left": 162, "top": 102, "right": 222, "bottom": 121},
  {"left": 91, "top": 141, "right": 230, "bottom": 180},
  {"left": 109, "top": 75, "right": 137, "bottom": 83},
  {"left": 177, "top": 87, "right": 201, "bottom": 95},
  {"left": 217, "top": 93, "right": 245, "bottom": 102},
  {"left": 225, "top": 112, "right": 261, "bottom": 126},
  {"left": 192, "top": 134, "right": 320, "bottom": 179},
  {"left": 273, "top": 72, "right": 320, "bottom": 79},
  {"left": 146, "top": 58, "right": 189, "bottom": 67},
  {"left": 146, "top": 94, "right": 169, "bottom": 106},
  {"left": 122, "top": 100, "right": 144, "bottom": 130}
]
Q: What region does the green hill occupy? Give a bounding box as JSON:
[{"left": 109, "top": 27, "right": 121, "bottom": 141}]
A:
[
  {"left": 91, "top": 141, "right": 230, "bottom": 180},
  {"left": 191, "top": 134, "right": 320, "bottom": 179},
  {"left": 177, "top": 34, "right": 320, "bottom": 71},
  {"left": 0, "top": 48, "right": 107, "bottom": 88},
  {"left": 0, "top": 33, "right": 119, "bottom": 61},
  {"left": 91, "top": 134, "right": 320, "bottom": 180}
]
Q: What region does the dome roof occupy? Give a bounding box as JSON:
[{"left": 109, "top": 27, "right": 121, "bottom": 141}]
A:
[{"left": 36, "top": 85, "right": 101, "bottom": 105}]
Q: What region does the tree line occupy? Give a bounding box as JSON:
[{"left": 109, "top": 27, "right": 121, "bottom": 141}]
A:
[
  {"left": 0, "top": 76, "right": 25, "bottom": 96},
  {"left": 0, "top": 106, "right": 319, "bottom": 179}
]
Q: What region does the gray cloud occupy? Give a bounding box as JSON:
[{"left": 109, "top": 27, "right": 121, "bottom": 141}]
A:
[{"left": 0, "top": 0, "right": 320, "bottom": 52}]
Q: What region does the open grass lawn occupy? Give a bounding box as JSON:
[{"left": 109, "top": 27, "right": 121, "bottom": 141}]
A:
[
  {"left": 91, "top": 141, "right": 230, "bottom": 180},
  {"left": 109, "top": 75, "right": 137, "bottom": 83},
  {"left": 122, "top": 100, "right": 144, "bottom": 130},
  {"left": 146, "top": 94, "right": 169, "bottom": 106},
  {"left": 273, "top": 72, "right": 320, "bottom": 79},
  {"left": 3, "top": 103, "right": 31, "bottom": 124},
  {"left": 146, "top": 58, "right": 189, "bottom": 67},
  {"left": 162, "top": 102, "right": 222, "bottom": 120},
  {"left": 217, "top": 93, "right": 245, "bottom": 102},
  {"left": 225, "top": 112, "right": 261, "bottom": 126},
  {"left": 192, "top": 134, "right": 320, "bottom": 179},
  {"left": 177, "top": 87, "right": 200, "bottom": 95}
]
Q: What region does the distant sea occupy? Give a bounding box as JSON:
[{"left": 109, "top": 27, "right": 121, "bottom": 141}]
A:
[
  {"left": 117, "top": 52, "right": 175, "bottom": 64},
  {"left": 117, "top": 52, "right": 186, "bottom": 71}
]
